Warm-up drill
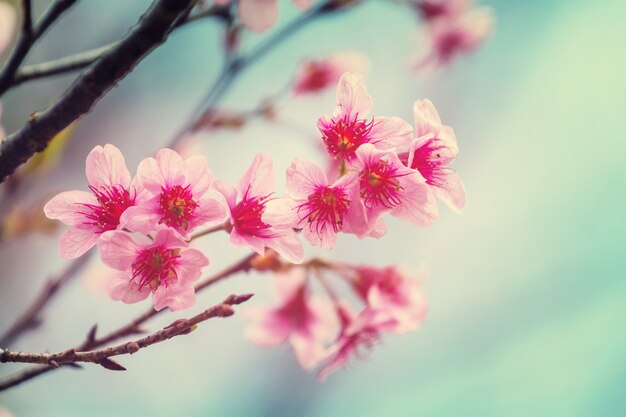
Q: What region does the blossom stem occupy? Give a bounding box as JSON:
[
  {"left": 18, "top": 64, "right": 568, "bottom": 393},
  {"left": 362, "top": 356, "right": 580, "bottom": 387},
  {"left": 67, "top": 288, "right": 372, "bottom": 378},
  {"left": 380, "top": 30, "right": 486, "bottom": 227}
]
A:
[
  {"left": 188, "top": 221, "right": 228, "bottom": 241},
  {"left": 0, "top": 294, "right": 253, "bottom": 368}
]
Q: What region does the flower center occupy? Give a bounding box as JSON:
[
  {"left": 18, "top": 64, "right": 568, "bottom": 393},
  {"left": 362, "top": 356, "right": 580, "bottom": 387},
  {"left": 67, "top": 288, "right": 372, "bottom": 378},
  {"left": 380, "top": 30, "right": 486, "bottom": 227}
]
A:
[
  {"left": 300, "top": 61, "right": 333, "bottom": 92},
  {"left": 297, "top": 185, "right": 350, "bottom": 234},
  {"left": 405, "top": 139, "right": 454, "bottom": 189},
  {"left": 159, "top": 185, "right": 198, "bottom": 230},
  {"left": 81, "top": 185, "right": 134, "bottom": 232},
  {"left": 132, "top": 246, "right": 180, "bottom": 290},
  {"left": 320, "top": 114, "right": 374, "bottom": 161},
  {"left": 359, "top": 160, "right": 404, "bottom": 209},
  {"left": 231, "top": 188, "right": 277, "bottom": 238}
]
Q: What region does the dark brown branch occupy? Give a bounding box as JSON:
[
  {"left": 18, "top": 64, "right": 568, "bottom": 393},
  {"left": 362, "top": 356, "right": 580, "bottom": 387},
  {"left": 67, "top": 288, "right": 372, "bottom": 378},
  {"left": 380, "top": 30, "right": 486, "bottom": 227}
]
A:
[
  {"left": 22, "top": 0, "right": 33, "bottom": 38},
  {"left": 11, "top": 5, "right": 231, "bottom": 87},
  {"left": 0, "top": 294, "right": 253, "bottom": 367},
  {"left": 0, "top": 0, "right": 196, "bottom": 184},
  {"left": 0, "top": 0, "right": 78, "bottom": 96},
  {"left": 0, "top": 250, "right": 93, "bottom": 347},
  {"left": 0, "top": 252, "right": 255, "bottom": 391}
]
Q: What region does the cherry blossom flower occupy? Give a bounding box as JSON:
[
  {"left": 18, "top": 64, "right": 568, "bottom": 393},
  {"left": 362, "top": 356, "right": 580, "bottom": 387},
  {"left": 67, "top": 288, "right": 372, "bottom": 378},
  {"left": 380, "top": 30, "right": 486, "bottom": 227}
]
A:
[
  {"left": 398, "top": 99, "right": 465, "bottom": 212},
  {"left": 0, "top": 1, "right": 16, "bottom": 57},
  {"left": 44, "top": 145, "right": 136, "bottom": 259},
  {"left": 214, "top": 0, "right": 313, "bottom": 33},
  {"left": 0, "top": 407, "right": 14, "bottom": 417},
  {"left": 263, "top": 157, "right": 365, "bottom": 249},
  {"left": 98, "top": 229, "right": 208, "bottom": 311},
  {"left": 348, "top": 143, "right": 437, "bottom": 234},
  {"left": 412, "top": 0, "right": 470, "bottom": 21},
  {"left": 245, "top": 268, "right": 337, "bottom": 369},
  {"left": 417, "top": 4, "right": 493, "bottom": 69},
  {"left": 121, "top": 148, "right": 226, "bottom": 238},
  {"left": 293, "top": 51, "right": 369, "bottom": 95},
  {"left": 317, "top": 72, "right": 413, "bottom": 162},
  {"left": 214, "top": 152, "right": 303, "bottom": 263},
  {"left": 352, "top": 265, "right": 428, "bottom": 334},
  {"left": 317, "top": 305, "right": 394, "bottom": 381}
]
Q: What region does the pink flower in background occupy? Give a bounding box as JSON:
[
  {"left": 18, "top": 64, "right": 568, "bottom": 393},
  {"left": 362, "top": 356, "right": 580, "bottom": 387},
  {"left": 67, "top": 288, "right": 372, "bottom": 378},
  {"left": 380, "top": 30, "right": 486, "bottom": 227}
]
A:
[
  {"left": 399, "top": 99, "right": 465, "bottom": 212},
  {"left": 0, "top": 407, "right": 14, "bottom": 417},
  {"left": 417, "top": 4, "right": 493, "bottom": 69},
  {"left": 349, "top": 143, "right": 437, "bottom": 234},
  {"left": 412, "top": 0, "right": 470, "bottom": 21},
  {"left": 318, "top": 72, "right": 413, "bottom": 162},
  {"left": 245, "top": 268, "right": 337, "bottom": 369},
  {"left": 352, "top": 265, "right": 428, "bottom": 334},
  {"left": 264, "top": 157, "right": 365, "bottom": 249},
  {"left": 98, "top": 229, "right": 208, "bottom": 311},
  {"left": 0, "top": 1, "right": 17, "bottom": 56},
  {"left": 121, "top": 148, "right": 226, "bottom": 238},
  {"left": 214, "top": 0, "right": 313, "bottom": 33},
  {"left": 293, "top": 51, "right": 369, "bottom": 95},
  {"left": 214, "top": 153, "right": 303, "bottom": 263},
  {"left": 44, "top": 144, "right": 136, "bottom": 259}
]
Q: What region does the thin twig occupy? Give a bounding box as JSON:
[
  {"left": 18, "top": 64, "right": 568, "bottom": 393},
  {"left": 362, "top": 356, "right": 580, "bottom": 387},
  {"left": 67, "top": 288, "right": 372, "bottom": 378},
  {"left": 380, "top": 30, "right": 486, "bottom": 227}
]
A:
[
  {"left": 0, "top": 250, "right": 93, "bottom": 347},
  {"left": 0, "top": 0, "right": 78, "bottom": 96},
  {"left": 11, "top": 5, "right": 231, "bottom": 87},
  {"left": 0, "top": 0, "right": 197, "bottom": 184},
  {"left": 0, "top": 252, "right": 255, "bottom": 391},
  {"left": 0, "top": 293, "right": 253, "bottom": 368}
]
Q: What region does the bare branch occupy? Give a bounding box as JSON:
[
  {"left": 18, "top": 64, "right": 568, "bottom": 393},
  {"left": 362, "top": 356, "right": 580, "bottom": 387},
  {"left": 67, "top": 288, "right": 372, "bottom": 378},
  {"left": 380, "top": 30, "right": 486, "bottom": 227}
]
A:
[
  {"left": 0, "top": 0, "right": 197, "bottom": 184},
  {"left": 21, "top": 0, "right": 33, "bottom": 38},
  {"left": 0, "top": 294, "right": 253, "bottom": 367},
  {"left": 0, "top": 250, "right": 93, "bottom": 347}
]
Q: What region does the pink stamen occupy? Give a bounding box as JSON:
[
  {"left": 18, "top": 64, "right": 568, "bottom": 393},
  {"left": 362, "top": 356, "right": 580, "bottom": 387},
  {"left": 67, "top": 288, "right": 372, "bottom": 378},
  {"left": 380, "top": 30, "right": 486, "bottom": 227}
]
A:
[
  {"left": 159, "top": 185, "right": 198, "bottom": 230},
  {"left": 232, "top": 187, "right": 278, "bottom": 238},
  {"left": 320, "top": 114, "right": 375, "bottom": 161},
  {"left": 131, "top": 246, "right": 180, "bottom": 290},
  {"left": 359, "top": 160, "right": 406, "bottom": 209},
  {"left": 81, "top": 185, "right": 134, "bottom": 232},
  {"left": 297, "top": 185, "right": 350, "bottom": 234},
  {"left": 404, "top": 139, "right": 454, "bottom": 189}
]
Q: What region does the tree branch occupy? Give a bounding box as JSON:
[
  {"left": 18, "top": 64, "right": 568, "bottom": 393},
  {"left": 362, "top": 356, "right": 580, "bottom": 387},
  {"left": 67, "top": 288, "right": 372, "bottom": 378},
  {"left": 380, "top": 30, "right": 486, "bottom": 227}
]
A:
[
  {"left": 0, "top": 0, "right": 197, "bottom": 184},
  {"left": 0, "top": 293, "right": 253, "bottom": 368},
  {"left": 0, "top": 250, "right": 93, "bottom": 347},
  {"left": 0, "top": 0, "right": 78, "bottom": 96},
  {"left": 0, "top": 252, "right": 255, "bottom": 391}
]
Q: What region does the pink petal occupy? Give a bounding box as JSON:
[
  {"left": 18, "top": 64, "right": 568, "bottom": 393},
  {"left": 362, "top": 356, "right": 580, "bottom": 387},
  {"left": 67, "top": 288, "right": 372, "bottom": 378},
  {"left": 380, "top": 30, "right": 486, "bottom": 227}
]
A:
[
  {"left": 184, "top": 155, "right": 212, "bottom": 197},
  {"left": 237, "top": 152, "right": 274, "bottom": 198},
  {"left": 44, "top": 190, "right": 96, "bottom": 225},
  {"left": 245, "top": 309, "right": 291, "bottom": 347},
  {"left": 230, "top": 229, "right": 266, "bottom": 254},
  {"left": 135, "top": 157, "right": 165, "bottom": 194},
  {"left": 178, "top": 248, "right": 209, "bottom": 273},
  {"left": 59, "top": 228, "right": 99, "bottom": 259},
  {"left": 155, "top": 148, "right": 186, "bottom": 186},
  {"left": 238, "top": 0, "right": 278, "bottom": 33},
  {"left": 97, "top": 231, "right": 138, "bottom": 270},
  {"left": 266, "top": 230, "right": 304, "bottom": 264},
  {"left": 391, "top": 178, "right": 438, "bottom": 227},
  {"left": 262, "top": 198, "right": 298, "bottom": 229},
  {"left": 290, "top": 332, "right": 327, "bottom": 370},
  {"left": 153, "top": 284, "right": 196, "bottom": 311},
  {"left": 85, "top": 145, "right": 131, "bottom": 188},
  {"left": 434, "top": 172, "right": 466, "bottom": 212},
  {"left": 152, "top": 228, "right": 188, "bottom": 248},
  {"left": 118, "top": 197, "right": 159, "bottom": 234},
  {"left": 190, "top": 198, "right": 228, "bottom": 231},
  {"left": 303, "top": 222, "right": 337, "bottom": 249},
  {"left": 335, "top": 72, "right": 372, "bottom": 119},
  {"left": 370, "top": 116, "right": 414, "bottom": 150},
  {"left": 291, "top": 0, "right": 313, "bottom": 10},
  {"left": 286, "top": 158, "right": 328, "bottom": 199},
  {"left": 108, "top": 273, "right": 150, "bottom": 304},
  {"left": 413, "top": 99, "right": 442, "bottom": 137}
]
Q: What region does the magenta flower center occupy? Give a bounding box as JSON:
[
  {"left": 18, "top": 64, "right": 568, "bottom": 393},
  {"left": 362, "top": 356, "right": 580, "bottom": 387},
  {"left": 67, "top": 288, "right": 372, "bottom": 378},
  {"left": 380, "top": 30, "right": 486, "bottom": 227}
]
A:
[
  {"left": 320, "top": 114, "right": 374, "bottom": 161},
  {"left": 359, "top": 160, "right": 404, "bottom": 209},
  {"left": 132, "top": 246, "right": 180, "bottom": 290},
  {"left": 81, "top": 185, "right": 134, "bottom": 232},
  {"left": 406, "top": 138, "right": 454, "bottom": 189},
  {"left": 159, "top": 185, "right": 198, "bottom": 230},
  {"left": 297, "top": 185, "right": 350, "bottom": 234},
  {"left": 231, "top": 188, "right": 277, "bottom": 238},
  {"left": 300, "top": 61, "right": 334, "bottom": 92}
]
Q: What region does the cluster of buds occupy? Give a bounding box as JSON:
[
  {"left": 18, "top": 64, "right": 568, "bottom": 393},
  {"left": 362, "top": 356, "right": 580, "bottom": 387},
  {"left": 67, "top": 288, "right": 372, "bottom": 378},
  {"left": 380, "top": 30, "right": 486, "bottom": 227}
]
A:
[
  {"left": 44, "top": 72, "right": 464, "bottom": 378},
  {"left": 413, "top": 0, "right": 494, "bottom": 69}
]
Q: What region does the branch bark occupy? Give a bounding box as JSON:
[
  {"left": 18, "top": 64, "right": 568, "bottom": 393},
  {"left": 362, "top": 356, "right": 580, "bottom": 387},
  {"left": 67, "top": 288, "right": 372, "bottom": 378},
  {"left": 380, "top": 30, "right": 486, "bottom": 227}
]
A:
[
  {"left": 0, "top": 0, "right": 196, "bottom": 184},
  {"left": 0, "top": 294, "right": 253, "bottom": 368}
]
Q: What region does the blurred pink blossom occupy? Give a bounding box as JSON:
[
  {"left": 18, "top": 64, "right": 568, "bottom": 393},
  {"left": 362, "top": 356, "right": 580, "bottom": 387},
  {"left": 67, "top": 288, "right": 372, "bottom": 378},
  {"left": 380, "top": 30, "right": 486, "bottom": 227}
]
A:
[
  {"left": 98, "top": 229, "right": 208, "bottom": 311},
  {"left": 214, "top": 152, "right": 303, "bottom": 263},
  {"left": 293, "top": 51, "right": 369, "bottom": 95},
  {"left": 44, "top": 145, "right": 137, "bottom": 259},
  {"left": 0, "top": 1, "right": 16, "bottom": 56},
  {"left": 215, "top": 0, "right": 314, "bottom": 33}
]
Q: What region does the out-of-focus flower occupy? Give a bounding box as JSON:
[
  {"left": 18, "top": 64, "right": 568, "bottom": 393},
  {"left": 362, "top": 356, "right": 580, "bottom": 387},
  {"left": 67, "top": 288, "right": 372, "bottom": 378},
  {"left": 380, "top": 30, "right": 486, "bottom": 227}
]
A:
[
  {"left": 214, "top": 152, "right": 303, "bottom": 263},
  {"left": 44, "top": 145, "right": 136, "bottom": 259},
  {"left": 348, "top": 143, "right": 437, "bottom": 235},
  {"left": 121, "top": 148, "right": 226, "bottom": 238},
  {"left": 412, "top": 0, "right": 470, "bottom": 21},
  {"left": 417, "top": 4, "right": 493, "bottom": 69},
  {"left": 2, "top": 198, "right": 59, "bottom": 239},
  {"left": 293, "top": 51, "right": 369, "bottom": 95},
  {"left": 0, "top": 407, "right": 14, "bottom": 417},
  {"left": 318, "top": 72, "right": 413, "bottom": 162},
  {"left": 245, "top": 268, "right": 337, "bottom": 369},
  {"left": 264, "top": 157, "right": 365, "bottom": 249},
  {"left": 214, "top": 0, "right": 314, "bottom": 33},
  {"left": 352, "top": 265, "right": 428, "bottom": 334},
  {"left": 98, "top": 229, "right": 208, "bottom": 311},
  {"left": 398, "top": 99, "right": 465, "bottom": 212},
  {"left": 0, "top": 1, "right": 16, "bottom": 56}
]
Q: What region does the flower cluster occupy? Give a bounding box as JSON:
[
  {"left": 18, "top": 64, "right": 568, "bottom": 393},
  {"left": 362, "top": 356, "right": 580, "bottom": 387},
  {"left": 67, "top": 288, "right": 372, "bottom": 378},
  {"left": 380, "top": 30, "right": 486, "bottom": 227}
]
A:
[
  {"left": 413, "top": 0, "right": 494, "bottom": 69},
  {"left": 45, "top": 71, "right": 464, "bottom": 378}
]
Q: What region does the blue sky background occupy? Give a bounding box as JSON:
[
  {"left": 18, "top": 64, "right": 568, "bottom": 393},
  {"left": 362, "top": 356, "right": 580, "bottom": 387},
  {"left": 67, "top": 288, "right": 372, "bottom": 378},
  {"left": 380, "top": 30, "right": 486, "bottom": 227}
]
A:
[{"left": 1, "top": 0, "right": 625, "bottom": 415}]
